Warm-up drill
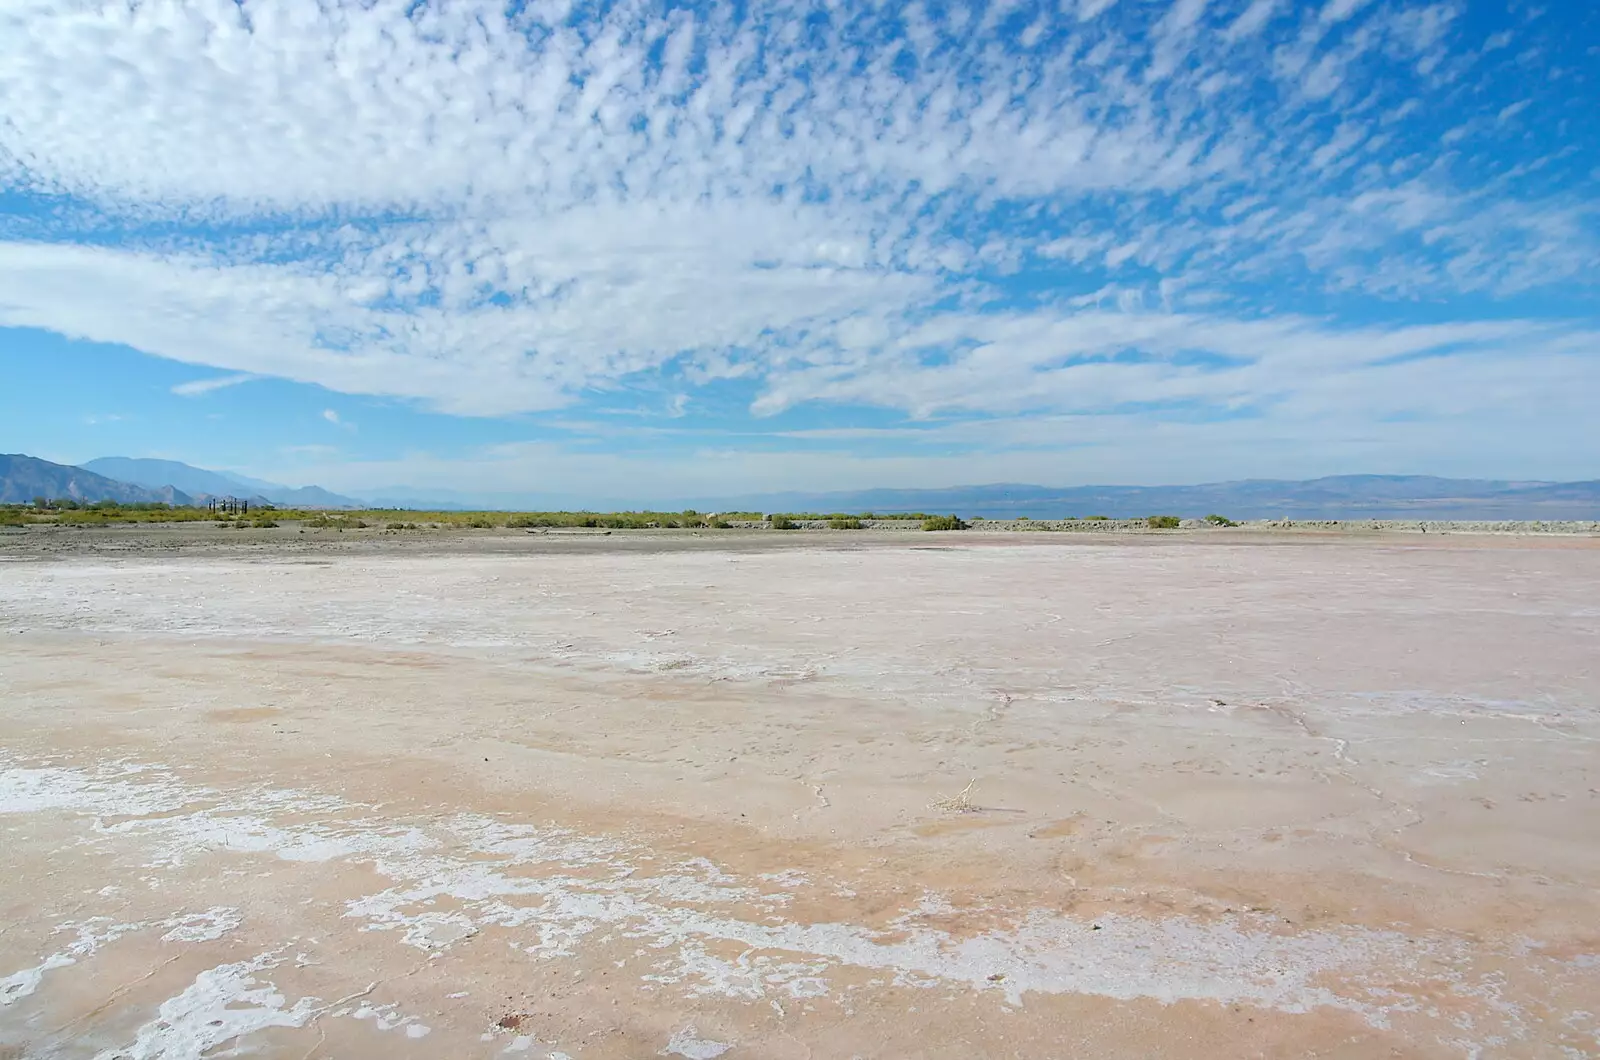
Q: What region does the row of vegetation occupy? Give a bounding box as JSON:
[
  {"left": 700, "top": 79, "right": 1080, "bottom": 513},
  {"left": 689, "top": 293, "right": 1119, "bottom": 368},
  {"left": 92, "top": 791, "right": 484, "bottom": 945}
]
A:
[
  {"left": 4, "top": 502, "right": 1237, "bottom": 531},
  {"left": 1004, "top": 514, "right": 1236, "bottom": 527}
]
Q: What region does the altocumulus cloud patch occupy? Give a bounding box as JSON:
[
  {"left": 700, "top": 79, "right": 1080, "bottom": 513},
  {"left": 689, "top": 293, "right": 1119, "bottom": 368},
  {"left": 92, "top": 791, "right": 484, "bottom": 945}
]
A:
[{"left": 0, "top": 0, "right": 1595, "bottom": 476}]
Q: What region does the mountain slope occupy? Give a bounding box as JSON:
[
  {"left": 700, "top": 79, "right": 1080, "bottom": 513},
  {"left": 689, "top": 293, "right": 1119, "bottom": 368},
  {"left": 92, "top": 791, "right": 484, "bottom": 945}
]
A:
[
  {"left": 81, "top": 457, "right": 258, "bottom": 498},
  {"left": 0, "top": 454, "right": 193, "bottom": 505},
  {"left": 81, "top": 457, "right": 360, "bottom": 508}
]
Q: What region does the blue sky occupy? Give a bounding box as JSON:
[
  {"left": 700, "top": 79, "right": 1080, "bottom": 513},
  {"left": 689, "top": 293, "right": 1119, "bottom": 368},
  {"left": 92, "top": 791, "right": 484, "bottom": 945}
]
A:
[{"left": 1, "top": 0, "right": 1596, "bottom": 504}]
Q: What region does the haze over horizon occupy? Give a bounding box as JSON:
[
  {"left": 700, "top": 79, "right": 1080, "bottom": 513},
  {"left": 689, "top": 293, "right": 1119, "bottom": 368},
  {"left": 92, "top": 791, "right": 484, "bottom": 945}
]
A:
[{"left": 2, "top": 0, "right": 1597, "bottom": 502}]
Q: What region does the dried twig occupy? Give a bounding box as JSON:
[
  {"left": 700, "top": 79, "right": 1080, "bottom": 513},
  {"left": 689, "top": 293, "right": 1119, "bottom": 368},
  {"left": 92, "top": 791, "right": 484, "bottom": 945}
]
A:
[{"left": 930, "top": 778, "right": 978, "bottom": 813}]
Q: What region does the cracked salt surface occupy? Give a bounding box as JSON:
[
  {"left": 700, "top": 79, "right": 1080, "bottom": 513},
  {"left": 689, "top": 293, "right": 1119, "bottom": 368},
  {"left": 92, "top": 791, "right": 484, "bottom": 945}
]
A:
[{"left": 0, "top": 754, "right": 1515, "bottom": 1033}]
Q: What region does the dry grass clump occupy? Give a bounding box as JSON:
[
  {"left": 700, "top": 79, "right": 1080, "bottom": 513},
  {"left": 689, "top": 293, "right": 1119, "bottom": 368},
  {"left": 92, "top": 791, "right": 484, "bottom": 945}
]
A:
[
  {"left": 930, "top": 778, "right": 978, "bottom": 813},
  {"left": 310, "top": 515, "right": 368, "bottom": 530}
]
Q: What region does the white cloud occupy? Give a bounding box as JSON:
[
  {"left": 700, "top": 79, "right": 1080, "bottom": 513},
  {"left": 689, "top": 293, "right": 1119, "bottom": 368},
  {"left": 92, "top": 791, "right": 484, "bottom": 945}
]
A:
[
  {"left": 1075, "top": 0, "right": 1120, "bottom": 21},
  {"left": 1497, "top": 99, "right": 1532, "bottom": 123},
  {"left": 1224, "top": 0, "right": 1279, "bottom": 41},
  {"left": 263, "top": 346, "right": 1600, "bottom": 501},
  {"left": 0, "top": 0, "right": 1591, "bottom": 471},
  {"left": 748, "top": 308, "right": 1597, "bottom": 420},
  {"left": 1319, "top": 0, "right": 1376, "bottom": 26},
  {"left": 172, "top": 373, "right": 255, "bottom": 396}
]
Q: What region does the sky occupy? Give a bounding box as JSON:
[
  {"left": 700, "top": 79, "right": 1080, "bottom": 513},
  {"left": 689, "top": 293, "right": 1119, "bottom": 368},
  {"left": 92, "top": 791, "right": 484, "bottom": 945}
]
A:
[{"left": 1, "top": 0, "right": 1597, "bottom": 505}]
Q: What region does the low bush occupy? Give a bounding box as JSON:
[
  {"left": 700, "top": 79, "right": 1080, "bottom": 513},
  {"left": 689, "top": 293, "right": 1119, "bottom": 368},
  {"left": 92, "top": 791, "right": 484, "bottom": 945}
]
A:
[
  {"left": 922, "top": 514, "right": 968, "bottom": 531},
  {"left": 1147, "top": 515, "right": 1181, "bottom": 529},
  {"left": 768, "top": 515, "right": 797, "bottom": 530},
  {"left": 1085, "top": 515, "right": 1110, "bottom": 521},
  {"left": 1204, "top": 513, "right": 1236, "bottom": 526},
  {"left": 828, "top": 517, "right": 864, "bottom": 530}
]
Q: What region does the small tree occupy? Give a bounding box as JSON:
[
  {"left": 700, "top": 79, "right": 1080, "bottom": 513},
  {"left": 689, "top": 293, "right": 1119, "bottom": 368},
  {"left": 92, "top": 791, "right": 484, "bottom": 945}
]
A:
[
  {"left": 922, "top": 514, "right": 968, "bottom": 531},
  {"left": 1147, "top": 515, "right": 1180, "bottom": 529}
]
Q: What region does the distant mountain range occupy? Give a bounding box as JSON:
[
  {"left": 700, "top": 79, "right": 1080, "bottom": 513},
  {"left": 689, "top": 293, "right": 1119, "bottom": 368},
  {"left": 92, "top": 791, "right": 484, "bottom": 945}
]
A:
[
  {"left": 734, "top": 476, "right": 1600, "bottom": 520},
  {"left": 0, "top": 454, "right": 196, "bottom": 506},
  {"left": 0, "top": 454, "right": 359, "bottom": 508},
  {"left": 78, "top": 457, "right": 362, "bottom": 509},
  {"left": 2, "top": 454, "right": 1596, "bottom": 519}
]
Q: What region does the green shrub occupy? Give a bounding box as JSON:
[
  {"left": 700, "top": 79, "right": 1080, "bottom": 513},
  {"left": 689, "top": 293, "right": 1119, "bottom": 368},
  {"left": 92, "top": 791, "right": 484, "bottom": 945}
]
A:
[
  {"left": 1085, "top": 515, "right": 1110, "bottom": 521},
  {"left": 768, "top": 515, "right": 796, "bottom": 530},
  {"left": 708, "top": 518, "right": 731, "bottom": 529},
  {"left": 922, "top": 514, "right": 968, "bottom": 531},
  {"left": 828, "top": 517, "right": 864, "bottom": 530},
  {"left": 1204, "top": 514, "right": 1236, "bottom": 526},
  {"left": 1147, "top": 515, "right": 1181, "bottom": 529},
  {"left": 252, "top": 518, "right": 279, "bottom": 528}
]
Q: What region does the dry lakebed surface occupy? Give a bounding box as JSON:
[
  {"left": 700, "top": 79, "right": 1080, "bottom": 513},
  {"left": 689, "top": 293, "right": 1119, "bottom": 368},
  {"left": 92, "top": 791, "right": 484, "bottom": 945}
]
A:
[{"left": 1, "top": 523, "right": 1597, "bottom": 1058}]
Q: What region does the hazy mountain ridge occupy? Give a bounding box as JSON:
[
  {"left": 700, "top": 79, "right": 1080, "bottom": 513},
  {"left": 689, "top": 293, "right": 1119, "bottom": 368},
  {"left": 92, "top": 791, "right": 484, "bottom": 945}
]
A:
[
  {"left": 728, "top": 476, "right": 1600, "bottom": 520},
  {"left": 5, "top": 454, "right": 1598, "bottom": 519},
  {"left": 80, "top": 457, "right": 361, "bottom": 509},
  {"left": 0, "top": 454, "right": 193, "bottom": 505}
]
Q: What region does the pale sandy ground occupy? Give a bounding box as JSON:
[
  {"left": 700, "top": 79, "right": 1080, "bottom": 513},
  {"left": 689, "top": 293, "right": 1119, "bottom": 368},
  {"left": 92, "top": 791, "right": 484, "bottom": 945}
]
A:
[{"left": 1, "top": 528, "right": 1597, "bottom": 1058}]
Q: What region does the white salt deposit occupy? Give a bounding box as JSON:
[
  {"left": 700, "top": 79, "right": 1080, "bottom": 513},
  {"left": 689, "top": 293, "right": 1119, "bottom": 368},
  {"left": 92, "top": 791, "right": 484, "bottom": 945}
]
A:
[
  {"left": 0, "top": 753, "right": 1506, "bottom": 1030},
  {"left": 663, "top": 1025, "right": 733, "bottom": 1059},
  {"left": 1, "top": 909, "right": 243, "bottom": 1007},
  {"left": 89, "top": 953, "right": 315, "bottom": 1060}
]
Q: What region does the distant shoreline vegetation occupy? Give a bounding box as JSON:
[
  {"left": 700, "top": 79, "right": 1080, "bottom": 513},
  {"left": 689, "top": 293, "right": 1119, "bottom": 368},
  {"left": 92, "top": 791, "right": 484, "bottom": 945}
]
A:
[
  {"left": 1, "top": 502, "right": 941, "bottom": 529},
  {"left": 2, "top": 502, "right": 1239, "bottom": 531}
]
